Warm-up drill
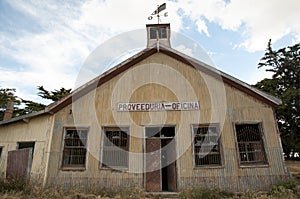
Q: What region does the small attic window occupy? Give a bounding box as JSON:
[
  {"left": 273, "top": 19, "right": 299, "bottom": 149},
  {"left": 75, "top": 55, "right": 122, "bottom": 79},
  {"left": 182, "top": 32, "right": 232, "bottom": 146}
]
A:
[{"left": 150, "top": 27, "right": 167, "bottom": 39}]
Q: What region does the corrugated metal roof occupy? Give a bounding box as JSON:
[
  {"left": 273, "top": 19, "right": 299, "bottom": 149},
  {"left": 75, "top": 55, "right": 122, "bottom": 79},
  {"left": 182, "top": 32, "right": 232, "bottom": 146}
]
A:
[{"left": 0, "top": 110, "right": 50, "bottom": 125}]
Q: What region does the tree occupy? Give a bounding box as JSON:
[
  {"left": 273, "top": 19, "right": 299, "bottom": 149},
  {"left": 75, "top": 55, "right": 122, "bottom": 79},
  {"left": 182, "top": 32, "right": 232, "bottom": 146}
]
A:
[
  {"left": 37, "top": 86, "right": 71, "bottom": 101},
  {"left": 254, "top": 39, "right": 300, "bottom": 159},
  {"left": 14, "top": 99, "right": 46, "bottom": 116},
  {"left": 0, "top": 86, "right": 71, "bottom": 121}
]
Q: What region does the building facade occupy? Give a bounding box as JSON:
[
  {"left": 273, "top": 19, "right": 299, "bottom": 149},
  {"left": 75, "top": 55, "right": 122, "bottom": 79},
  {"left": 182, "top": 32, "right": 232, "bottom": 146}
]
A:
[{"left": 0, "top": 24, "right": 288, "bottom": 192}]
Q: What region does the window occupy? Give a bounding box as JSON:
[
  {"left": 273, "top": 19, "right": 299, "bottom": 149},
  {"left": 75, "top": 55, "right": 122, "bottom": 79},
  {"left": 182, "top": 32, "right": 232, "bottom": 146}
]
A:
[
  {"left": 62, "top": 128, "right": 88, "bottom": 168},
  {"left": 193, "top": 124, "right": 222, "bottom": 166},
  {"left": 18, "top": 142, "right": 35, "bottom": 150},
  {"left": 146, "top": 126, "right": 175, "bottom": 138},
  {"left": 18, "top": 142, "right": 35, "bottom": 156},
  {"left": 101, "top": 127, "right": 129, "bottom": 168},
  {"left": 235, "top": 123, "right": 267, "bottom": 165},
  {"left": 150, "top": 27, "right": 167, "bottom": 39}
]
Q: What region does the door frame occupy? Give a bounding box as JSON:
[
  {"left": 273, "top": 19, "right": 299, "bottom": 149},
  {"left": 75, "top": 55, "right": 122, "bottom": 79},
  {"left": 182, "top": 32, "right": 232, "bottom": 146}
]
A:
[{"left": 143, "top": 125, "right": 178, "bottom": 192}]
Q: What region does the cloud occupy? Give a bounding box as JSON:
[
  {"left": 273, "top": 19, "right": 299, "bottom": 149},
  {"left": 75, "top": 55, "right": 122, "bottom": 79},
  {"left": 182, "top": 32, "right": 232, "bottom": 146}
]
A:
[
  {"left": 0, "top": 0, "right": 299, "bottom": 104},
  {"left": 173, "top": 44, "right": 194, "bottom": 57},
  {"left": 177, "top": 0, "right": 300, "bottom": 52},
  {"left": 195, "top": 19, "right": 210, "bottom": 37},
  {"left": 0, "top": 0, "right": 183, "bottom": 102}
]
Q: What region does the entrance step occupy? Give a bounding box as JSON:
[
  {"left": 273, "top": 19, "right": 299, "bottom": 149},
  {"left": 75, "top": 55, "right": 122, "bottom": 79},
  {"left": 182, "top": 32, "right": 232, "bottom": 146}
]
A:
[{"left": 146, "top": 192, "right": 180, "bottom": 198}]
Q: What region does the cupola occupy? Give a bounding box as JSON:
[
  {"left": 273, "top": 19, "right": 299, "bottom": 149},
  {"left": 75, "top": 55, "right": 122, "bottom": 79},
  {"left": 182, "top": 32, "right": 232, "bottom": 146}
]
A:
[{"left": 146, "top": 23, "right": 171, "bottom": 48}]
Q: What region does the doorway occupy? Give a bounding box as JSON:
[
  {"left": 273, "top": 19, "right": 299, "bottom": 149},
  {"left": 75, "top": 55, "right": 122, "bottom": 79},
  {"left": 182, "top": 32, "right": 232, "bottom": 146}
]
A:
[
  {"left": 18, "top": 142, "right": 35, "bottom": 153},
  {"left": 145, "top": 126, "right": 177, "bottom": 192}
]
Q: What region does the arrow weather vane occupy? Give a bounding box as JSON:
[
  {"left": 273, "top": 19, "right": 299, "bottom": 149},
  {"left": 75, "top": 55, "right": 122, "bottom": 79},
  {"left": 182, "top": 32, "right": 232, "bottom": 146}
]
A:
[{"left": 148, "top": 3, "right": 168, "bottom": 24}]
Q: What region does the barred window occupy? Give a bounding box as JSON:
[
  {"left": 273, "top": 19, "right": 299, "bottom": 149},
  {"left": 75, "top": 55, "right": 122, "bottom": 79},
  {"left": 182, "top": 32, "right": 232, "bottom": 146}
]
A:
[
  {"left": 62, "top": 128, "right": 88, "bottom": 168},
  {"left": 193, "top": 124, "right": 222, "bottom": 166},
  {"left": 235, "top": 123, "right": 267, "bottom": 165},
  {"left": 101, "top": 127, "right": 129, "bottom": 168}
]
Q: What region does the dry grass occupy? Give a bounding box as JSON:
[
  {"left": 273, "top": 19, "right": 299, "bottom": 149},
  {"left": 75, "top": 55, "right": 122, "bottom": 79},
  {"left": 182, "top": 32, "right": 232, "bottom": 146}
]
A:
[
  {"left": 286, "top": 160, "right": 300, "bottom": 176},
  {"left": 0, "top": 162, "right": 299, "bottom": 199}
]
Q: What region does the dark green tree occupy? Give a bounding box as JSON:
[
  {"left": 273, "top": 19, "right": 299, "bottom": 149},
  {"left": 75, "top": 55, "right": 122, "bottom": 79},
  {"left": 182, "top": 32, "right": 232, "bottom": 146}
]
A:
[
  {"left": 14, "top": 99, "right": 46, "bottom": 116},
  {"left": 254, "top": 39, "right": 300, "bottom": 159},
  {"left": 37, "top": 86, "right": 71, "bottom": 101},
  {"left": 0, "top": 86, "right": 71, "bottom": 121}
]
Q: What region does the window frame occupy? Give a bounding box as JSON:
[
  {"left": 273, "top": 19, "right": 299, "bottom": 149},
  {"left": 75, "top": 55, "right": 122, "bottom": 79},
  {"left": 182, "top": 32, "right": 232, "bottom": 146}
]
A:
[
  {"left": 61, "top": 127, "right": 89, "bottom": 170},
  {"left": 233, "top": 122, "right": 269, "bottom": 167},
  {"left": 191, "top": 123, "right": 223, "bottom": 168},
  {"left": 100, "top": 126, "right": 130, "bottom": 170}
]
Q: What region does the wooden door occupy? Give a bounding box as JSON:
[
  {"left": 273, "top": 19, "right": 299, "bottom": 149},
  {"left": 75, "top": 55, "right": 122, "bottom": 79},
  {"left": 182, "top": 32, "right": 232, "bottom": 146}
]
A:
[
  {"left": 145, "top": 139, "right": 161, "bottom": 192},
  {"left": 6, "top": 148, "right": 32, "bottom": 179},
  {"left": 165, "top": 139, "right": 177, "bottom": 191}
]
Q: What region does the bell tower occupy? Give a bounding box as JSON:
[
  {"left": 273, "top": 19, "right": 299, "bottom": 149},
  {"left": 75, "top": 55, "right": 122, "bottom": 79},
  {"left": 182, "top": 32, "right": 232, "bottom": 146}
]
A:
[{"left": 146, "top": 23, "right": 171, "bottom": 48}]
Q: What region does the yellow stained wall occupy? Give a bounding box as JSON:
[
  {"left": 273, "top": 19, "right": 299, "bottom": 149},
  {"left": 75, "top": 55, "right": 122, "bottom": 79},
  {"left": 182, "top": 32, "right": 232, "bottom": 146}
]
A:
[
  {"left": 46, "top": 52, "right": 287, "bottom": 190},
  {"left": 0, "top": 114, "right": 53, "bottom": 182}
]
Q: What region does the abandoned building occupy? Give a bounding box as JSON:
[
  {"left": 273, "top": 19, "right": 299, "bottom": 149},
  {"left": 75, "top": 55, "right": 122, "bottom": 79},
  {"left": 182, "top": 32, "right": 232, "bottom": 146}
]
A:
[{"left": 0, "top": 23, "right": 288, "bottom": 192}]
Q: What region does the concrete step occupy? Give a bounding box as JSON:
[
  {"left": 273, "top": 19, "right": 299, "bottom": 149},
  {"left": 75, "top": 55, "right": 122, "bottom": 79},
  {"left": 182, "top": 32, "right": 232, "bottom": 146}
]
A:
[{"left": 146, "top": 192, "right": 180, "bottom": 198}]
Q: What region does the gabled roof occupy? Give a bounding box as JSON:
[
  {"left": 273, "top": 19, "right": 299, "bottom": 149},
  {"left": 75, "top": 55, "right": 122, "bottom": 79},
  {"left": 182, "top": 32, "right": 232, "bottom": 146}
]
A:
[{"left": 0, "top": 44, "right": 281, "bottom": 125}]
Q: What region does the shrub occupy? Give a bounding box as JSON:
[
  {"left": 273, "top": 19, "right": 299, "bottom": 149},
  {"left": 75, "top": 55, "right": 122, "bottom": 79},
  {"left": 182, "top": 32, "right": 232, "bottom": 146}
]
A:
[{"left": 270, "top": 179, "right": 300, "bottom": 198}]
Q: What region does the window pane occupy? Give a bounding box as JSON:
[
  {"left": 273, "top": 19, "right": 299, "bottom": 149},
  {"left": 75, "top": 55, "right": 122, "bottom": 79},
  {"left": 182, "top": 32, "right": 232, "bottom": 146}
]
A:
[
  {"left": 159, "top": 27, "right": 167, "bottom": 38},
  {"left": 102, "top": 148, "right": 128, "bottom": 167},
  {"left": 195, "top": 154, "right": 221, "bottom": 166},
  {"left": 150, "top": 28, "right": 157, "bottom": 39}
]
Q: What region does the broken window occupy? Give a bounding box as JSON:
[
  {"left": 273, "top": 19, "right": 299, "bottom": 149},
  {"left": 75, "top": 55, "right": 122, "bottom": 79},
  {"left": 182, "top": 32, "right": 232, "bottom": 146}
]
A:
[
  {"left": 101, "top": 127, "right": 129, "bottom": 168},
  {"left": 235, "top": 123, "right": 268, "bottom": 165},
  {"left": 193, "top": 124, "right": 222, "bottom": 166},
  {"left": 62, "top": 128, "right": 88, "bottom": 168}
]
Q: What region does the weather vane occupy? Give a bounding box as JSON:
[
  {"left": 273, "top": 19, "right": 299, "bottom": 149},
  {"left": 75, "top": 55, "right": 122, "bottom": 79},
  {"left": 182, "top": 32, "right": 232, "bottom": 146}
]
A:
[{"left": 148, "top": 3, "right": 168, "bottom": 24}]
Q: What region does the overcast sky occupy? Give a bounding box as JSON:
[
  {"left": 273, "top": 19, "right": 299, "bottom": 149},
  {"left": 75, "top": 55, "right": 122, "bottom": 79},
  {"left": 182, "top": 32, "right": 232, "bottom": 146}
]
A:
[{"left": 0, "top": 0, "right": 299, "bottom": 104}]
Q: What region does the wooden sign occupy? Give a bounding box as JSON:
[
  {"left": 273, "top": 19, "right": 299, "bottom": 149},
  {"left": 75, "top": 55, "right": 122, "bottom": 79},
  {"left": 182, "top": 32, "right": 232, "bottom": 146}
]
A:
[{"left": 117, "top": 101, "right": 199, "bottom": 112}]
